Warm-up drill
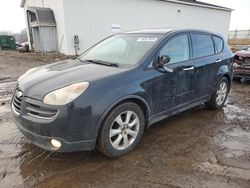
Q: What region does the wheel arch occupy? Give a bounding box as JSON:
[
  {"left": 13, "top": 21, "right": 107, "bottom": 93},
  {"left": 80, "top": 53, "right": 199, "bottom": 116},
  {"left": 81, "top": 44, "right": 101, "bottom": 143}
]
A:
[
  {"left": 216, "top": 64, "right": 232, "bottom": 90},
  {"left": 95, "top": 95, "right": 151, "bottom": 139},
  {"left": 222, "top": 73, "right": 232, "bottom": 89},
  {"left": 216, "top": 73, "right": 232, "bottom": 92}
]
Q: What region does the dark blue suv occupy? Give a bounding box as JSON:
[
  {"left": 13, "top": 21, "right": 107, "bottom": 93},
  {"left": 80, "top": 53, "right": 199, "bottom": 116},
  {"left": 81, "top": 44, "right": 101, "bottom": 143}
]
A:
[{"left": 11, "top": 29, "right": 234, "bottom": 157}]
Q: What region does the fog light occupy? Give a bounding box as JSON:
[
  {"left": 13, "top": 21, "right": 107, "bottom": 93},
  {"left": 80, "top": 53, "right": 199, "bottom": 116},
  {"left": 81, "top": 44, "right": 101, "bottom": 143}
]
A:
[{"left": 51, "top": 139, "right": 62, "bottom": 148}]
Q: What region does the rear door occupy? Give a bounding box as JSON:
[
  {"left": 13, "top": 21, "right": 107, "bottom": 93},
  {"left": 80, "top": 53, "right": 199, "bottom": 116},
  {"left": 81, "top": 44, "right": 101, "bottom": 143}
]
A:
[{"left": 191, "top": 33, "right": 218, "bottom": 99}]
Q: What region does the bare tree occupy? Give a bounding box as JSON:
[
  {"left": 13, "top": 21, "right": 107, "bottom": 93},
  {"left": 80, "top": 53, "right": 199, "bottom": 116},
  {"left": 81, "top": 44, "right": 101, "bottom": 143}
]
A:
[
  {"left": 0, "top": 31, "right": 12, "bottom": 35},
  {"left": 15, "top": 29, "right": 28, "bottom": 42},
  {"left": 0, "top": 29, "right": 28, "bottom": 42}
]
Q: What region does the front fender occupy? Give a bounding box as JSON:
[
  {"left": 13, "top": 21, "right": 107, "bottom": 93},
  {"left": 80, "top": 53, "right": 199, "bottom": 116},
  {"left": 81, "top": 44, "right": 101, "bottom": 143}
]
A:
[{"left": 94, "top": 94, "right": 150, "bottom": 139}]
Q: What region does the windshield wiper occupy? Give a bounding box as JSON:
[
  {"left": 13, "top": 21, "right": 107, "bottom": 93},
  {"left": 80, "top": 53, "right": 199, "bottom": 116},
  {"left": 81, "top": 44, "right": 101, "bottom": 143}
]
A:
[{"left": 84, "top": 59, "right": 119, "bottom": 67}]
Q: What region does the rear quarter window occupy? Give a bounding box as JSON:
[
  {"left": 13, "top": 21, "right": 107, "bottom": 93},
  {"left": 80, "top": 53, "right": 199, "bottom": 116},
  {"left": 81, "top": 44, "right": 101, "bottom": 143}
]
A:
[
  {"left": 191, "top": 34, "right": 215, "bottom": 59},
  {"left": 213, "top": 35, "right": 224, "bottom": 53}
]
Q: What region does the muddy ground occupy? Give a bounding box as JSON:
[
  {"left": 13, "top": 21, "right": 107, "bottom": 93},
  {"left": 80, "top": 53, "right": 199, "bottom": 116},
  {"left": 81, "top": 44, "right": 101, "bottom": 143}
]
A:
[
  {"left": 0, "top": 51, "right": 69, "bottom": 103},
  {"left": 0, "top": 52, "right": 250, "bottom": 188}
]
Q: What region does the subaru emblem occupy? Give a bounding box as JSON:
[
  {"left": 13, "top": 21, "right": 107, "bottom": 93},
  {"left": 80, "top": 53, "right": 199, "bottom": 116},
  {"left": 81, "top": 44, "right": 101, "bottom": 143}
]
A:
[{"left": 16, "top": 91, "right": 23, "bottom": 98}]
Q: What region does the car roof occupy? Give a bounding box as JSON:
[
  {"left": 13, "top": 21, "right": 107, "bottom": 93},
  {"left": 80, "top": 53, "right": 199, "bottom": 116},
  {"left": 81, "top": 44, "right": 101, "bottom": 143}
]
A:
[
  {"left": 124, "top": 28, "right": 222, "bottom": 37},
  {"left": 125, "top": 28, "right": 175, "bottom": 34}
]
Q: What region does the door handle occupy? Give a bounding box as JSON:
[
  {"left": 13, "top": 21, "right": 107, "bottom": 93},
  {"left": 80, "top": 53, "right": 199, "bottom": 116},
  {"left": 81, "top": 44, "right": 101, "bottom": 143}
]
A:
[
  {"left": 183, "top": 66, "right": 194, "bottom": 71},
  {"left": 215, "top": 59, "right": 222, "bottom": 63}
]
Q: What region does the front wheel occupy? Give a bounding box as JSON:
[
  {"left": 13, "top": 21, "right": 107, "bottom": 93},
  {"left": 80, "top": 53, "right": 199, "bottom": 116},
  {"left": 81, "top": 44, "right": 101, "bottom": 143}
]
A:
[
  {"left": 205, "top": 77, "right": 229, "bottom": 110},
  {"left": 97, "top": 102, "right": 145, "bottom": 158}
]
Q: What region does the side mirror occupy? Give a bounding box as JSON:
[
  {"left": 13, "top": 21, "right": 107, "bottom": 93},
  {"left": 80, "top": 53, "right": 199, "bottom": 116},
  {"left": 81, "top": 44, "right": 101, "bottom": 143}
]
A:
[
  {"left": 159, "top": 55, "right": 171, "bottom": 66},
  {"left": 154, "top": 55, "right": 173, "bottom": 73},
  {"left": 154, "top": 55, "right": 171, "bottom": 68}
]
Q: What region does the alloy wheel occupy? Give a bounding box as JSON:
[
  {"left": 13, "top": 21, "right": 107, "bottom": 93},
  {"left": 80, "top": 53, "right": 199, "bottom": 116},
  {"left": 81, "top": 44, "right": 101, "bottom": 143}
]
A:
[
  {"left": 216, "top": 81, "right": 228, "bottom": 106},
  {"left": 109, "top": 110, "right": 140, "bottom": 150}
]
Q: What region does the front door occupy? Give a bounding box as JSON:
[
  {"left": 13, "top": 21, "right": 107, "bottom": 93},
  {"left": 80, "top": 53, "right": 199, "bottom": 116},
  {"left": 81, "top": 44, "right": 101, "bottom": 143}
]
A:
[{"left": 153, "top": 33, "right": 195, "bottom": 114}]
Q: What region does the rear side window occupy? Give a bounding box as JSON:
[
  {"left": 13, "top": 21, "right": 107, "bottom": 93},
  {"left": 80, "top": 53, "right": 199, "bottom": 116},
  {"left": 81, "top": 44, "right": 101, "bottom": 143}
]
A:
[
  {"left": 191, "top": 34, "right": 215, "bottom": 58},
  {"left": 213, "top": 35, "right": 224, "bottom": 53}
]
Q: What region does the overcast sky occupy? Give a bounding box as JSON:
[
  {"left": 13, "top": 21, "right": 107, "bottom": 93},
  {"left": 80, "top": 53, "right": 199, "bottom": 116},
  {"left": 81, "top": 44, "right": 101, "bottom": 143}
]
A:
[
  {"left": 0, "top": 0, "right": 250, "bottom": 33},
  {"left": 199, "top": 0, "right": 250, "bottom": 30}
]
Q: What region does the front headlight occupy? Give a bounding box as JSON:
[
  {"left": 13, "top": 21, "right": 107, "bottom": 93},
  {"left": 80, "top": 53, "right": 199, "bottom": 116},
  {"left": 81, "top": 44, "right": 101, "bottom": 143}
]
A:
[
  {"left": 233, "top": 63, "right": 240, "bottom": 68},
  {"left": 18, "top": 67, "right": 38, "bottom": 81},
  {"left": 43, "top": 82, "right": 89, "bottom": 105}
]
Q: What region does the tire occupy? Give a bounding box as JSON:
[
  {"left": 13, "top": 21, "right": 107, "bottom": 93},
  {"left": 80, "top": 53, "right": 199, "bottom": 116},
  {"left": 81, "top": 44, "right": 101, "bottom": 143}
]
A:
[
  {"left": 97, "top": 102, "right": 145, "bottom": 158},
  {"left": 205, "top": 77, "right": 229, "bottom": 110}
]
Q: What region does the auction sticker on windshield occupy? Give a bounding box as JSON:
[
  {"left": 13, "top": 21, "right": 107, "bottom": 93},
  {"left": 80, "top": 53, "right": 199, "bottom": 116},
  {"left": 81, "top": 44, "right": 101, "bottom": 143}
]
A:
[{"left": 137, "top": 38, "right": 158, "bottom": 42}]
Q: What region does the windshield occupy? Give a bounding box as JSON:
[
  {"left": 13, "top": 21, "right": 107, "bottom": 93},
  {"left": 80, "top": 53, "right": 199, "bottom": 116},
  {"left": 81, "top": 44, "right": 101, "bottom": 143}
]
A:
[{"left": 80, "top": 34, "right": 162, "bottom": 67}]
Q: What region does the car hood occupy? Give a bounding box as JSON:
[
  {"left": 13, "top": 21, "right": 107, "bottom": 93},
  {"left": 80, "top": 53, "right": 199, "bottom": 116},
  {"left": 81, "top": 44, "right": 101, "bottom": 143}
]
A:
[
  {"left": 235, "top": 50, "right": 250, "bottom": 58},
  {"left": 18, "top": 59, "right": 126, "bottom": 100}
]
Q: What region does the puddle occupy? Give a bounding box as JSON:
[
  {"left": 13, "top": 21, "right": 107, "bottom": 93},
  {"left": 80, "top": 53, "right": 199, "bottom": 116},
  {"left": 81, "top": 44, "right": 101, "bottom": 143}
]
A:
[{"left": 222, "top": 128, "right": 250, "bottom": 152}]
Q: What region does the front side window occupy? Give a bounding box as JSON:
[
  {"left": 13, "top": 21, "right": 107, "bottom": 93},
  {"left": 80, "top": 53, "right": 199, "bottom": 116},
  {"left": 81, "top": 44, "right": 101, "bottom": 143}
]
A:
[
  {"left": 159, "top": 34, "right": 190, "bottom": 64},
  {"left": 191, "top": 34, "right": 215, "bottom": 58},
  {"left": 80, "top": 34, "right": 162, "bottom": 67},
  {"left": 213, "top": 35, "right": 224, "bottom": 53}
]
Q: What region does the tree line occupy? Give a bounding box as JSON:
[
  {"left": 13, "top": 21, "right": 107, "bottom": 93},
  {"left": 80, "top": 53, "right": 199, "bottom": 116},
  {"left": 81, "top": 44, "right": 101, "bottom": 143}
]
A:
[{"left": 0, "top": 29, "right": 28, "bottom": 42}]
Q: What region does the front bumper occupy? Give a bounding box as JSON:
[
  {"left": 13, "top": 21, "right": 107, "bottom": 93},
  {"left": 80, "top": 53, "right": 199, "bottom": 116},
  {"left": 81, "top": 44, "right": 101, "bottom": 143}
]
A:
[
  {"left": 14, "top": 117, "right": 96, "bottom": 152},
  {"left": 233, "top": 71, "right": 250, "bottom": 79},
  {"left": 11, "top": 93, "right": 101, "bottom": 152}
]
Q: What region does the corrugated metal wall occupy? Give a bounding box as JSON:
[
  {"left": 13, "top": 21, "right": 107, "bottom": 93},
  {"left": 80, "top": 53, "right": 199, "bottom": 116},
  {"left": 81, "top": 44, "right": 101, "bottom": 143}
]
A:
[
  {"left": 40, "top": 27, "right": 57, "bottom": 53},
  {"left": 24, "top": 0, "right": 231, "bottom": 55},
  {"left": 63, "top": 0, "right": 231, "bottom": 55},
  {"left": 32, "top": 27, "right": 41, "bottom": 51}
]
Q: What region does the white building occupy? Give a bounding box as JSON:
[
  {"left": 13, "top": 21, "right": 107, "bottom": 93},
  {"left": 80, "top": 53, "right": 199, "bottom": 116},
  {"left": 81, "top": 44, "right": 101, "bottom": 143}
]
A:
[{"left": 21, "top": 0, "right": 232, "bottom": 55}]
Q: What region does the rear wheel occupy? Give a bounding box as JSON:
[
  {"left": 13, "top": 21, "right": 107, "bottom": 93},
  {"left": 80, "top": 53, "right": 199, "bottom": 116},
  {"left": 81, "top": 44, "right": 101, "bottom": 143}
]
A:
[
  {"left": 97, "top": 102, "right": 145, "bottom": 158},
  {"left": 205, "top": 77, "right": 229, "bottom": 110}
]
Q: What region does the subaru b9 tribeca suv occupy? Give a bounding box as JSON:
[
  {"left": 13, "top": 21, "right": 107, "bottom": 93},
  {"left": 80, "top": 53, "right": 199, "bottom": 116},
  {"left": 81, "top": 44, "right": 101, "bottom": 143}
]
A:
[{"left": 11, "top": 29, "right": 234, "bottom": 158}]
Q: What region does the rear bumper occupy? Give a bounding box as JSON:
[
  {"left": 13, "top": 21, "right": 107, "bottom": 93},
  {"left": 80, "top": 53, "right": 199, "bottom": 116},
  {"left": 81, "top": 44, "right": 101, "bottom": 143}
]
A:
[{"left": 14, "top": 117, "right": 96, "bottom": 152}]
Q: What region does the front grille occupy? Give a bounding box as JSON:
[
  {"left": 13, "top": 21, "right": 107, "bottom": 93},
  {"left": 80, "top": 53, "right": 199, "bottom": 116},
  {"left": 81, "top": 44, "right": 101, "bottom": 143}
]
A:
[
  {"left": 12, "top": 89, "right": 23, "bottom": 115},
  {"left": 12, "top": 89, "right": 58, "bottom": 119},
  {"left": 26, "top": 101, "right": 58, "bottom": 119}
]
